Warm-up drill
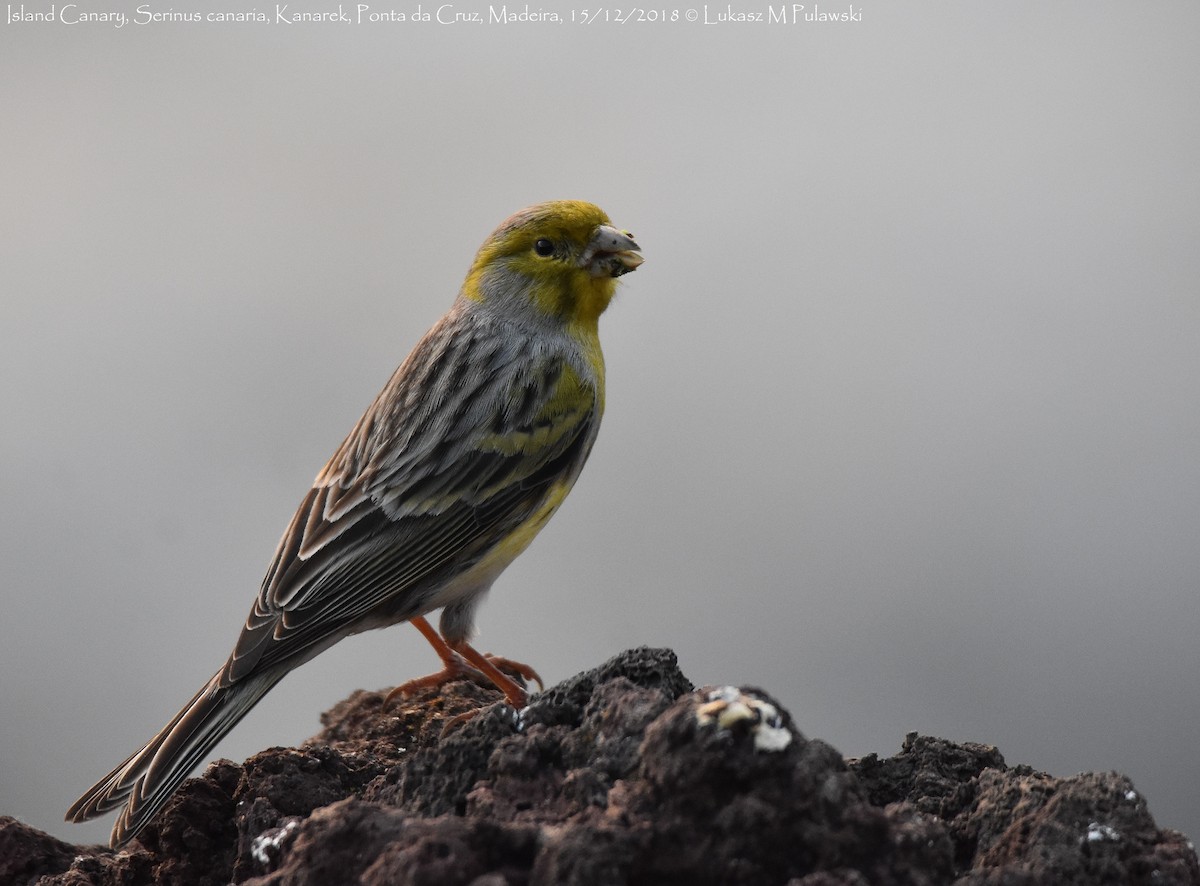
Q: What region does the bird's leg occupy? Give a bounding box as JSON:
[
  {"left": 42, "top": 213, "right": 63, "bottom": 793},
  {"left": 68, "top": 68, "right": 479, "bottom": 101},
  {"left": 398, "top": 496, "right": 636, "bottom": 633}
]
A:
[
  {"left": 450, "top": 639, "right": 542, "bottom": 709},
  {"left": 382, "top": 616, "right": 542, "bottom": 710},
  {"left": 381, "top": 616, "right": 477, "bottom": 708}
]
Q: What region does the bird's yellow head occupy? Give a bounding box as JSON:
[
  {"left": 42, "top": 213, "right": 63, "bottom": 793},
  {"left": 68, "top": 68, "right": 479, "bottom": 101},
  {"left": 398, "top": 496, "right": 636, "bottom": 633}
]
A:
[{"left": 463, "top": 200, "right": 643, "bottom": 331}]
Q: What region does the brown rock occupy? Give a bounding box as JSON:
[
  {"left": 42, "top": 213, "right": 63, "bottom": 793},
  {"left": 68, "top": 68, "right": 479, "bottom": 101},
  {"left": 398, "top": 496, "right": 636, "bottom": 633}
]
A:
[{"left": 9, "top": 648, "right": 1197, "bottom": 885}]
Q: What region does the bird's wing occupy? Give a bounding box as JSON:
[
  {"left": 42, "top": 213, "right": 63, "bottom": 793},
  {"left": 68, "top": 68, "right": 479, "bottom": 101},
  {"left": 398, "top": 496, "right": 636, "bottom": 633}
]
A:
[{"left": 221, "top": 317, "right": 597, "bottom": 684}]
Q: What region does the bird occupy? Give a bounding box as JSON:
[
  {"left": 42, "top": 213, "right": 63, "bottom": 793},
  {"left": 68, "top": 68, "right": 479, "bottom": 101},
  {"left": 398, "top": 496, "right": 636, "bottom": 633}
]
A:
[{"left": 65, "top": 199, "right": 643, "bottom": 848}]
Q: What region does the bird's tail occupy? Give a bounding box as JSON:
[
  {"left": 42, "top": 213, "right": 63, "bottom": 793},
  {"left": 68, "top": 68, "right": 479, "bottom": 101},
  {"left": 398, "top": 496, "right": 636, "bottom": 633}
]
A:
[{"left": 65, "top": 668, "right": 283, "bottom": 847}]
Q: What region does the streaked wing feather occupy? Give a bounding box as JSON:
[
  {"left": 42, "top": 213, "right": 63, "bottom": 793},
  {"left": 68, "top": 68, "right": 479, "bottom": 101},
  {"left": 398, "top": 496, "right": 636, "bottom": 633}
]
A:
[{"left": 223, "top": 315, "right": 596, "bottom": 685}]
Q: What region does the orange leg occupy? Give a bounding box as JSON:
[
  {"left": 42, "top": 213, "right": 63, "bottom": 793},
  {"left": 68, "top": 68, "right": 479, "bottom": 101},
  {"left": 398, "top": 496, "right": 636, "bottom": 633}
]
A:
[{"left": 383, "top": 615, "right": 543, "bottom": 710}]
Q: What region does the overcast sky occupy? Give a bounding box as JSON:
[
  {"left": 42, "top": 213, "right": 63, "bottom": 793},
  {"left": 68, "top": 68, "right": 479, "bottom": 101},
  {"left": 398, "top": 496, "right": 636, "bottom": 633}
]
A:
[{"left": 3, "top": 0, "right": 1197, "bottom": 849}]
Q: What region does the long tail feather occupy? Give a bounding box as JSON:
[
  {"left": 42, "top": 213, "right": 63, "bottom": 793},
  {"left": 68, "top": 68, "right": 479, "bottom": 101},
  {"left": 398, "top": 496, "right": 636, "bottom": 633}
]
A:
[{"left": 65, "top": 669, "right": 282, "bottom": 847}]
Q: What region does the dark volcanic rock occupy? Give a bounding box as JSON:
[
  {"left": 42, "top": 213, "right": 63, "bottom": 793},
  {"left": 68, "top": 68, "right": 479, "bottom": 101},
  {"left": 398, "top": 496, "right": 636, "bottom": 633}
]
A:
[
  {"left": 850, "top": 732, "right": 1011, "bottom": 820},
  {"left": 0, "top": 818, "right": 79, "bottom": 885},
  {"left": 10, "top": 648, "right": 1198, "bottom": 885}
]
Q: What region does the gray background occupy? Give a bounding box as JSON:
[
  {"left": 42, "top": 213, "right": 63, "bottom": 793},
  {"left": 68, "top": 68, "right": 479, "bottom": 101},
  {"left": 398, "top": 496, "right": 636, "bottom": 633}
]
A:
[{"left": 3, "top": 0, "right": 1197, "bottom": 849}]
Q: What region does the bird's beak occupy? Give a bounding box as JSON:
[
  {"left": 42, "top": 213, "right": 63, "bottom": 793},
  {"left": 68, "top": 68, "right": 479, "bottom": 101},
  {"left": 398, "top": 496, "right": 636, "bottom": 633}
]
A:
[{"left": 582, "top": 224, "right": 644, "bottom": 278}]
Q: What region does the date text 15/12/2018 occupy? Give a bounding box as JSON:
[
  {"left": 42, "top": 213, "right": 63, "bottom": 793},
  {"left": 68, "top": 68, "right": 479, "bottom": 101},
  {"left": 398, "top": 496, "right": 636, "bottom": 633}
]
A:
[{"left": 566, "top": 6, "right": 861, "bottom": 24}]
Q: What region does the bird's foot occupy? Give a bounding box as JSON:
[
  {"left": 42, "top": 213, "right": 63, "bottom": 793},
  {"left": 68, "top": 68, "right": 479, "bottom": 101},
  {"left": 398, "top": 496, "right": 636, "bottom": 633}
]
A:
[
  {"left": 473, "top": 653, "right": 543, "bottom": 697},
  {"left": 386, "top": 616, "right": 542, "bottom": 733},
  {"left": 382, "top": 650, "right": 542, "bottom": 711},
  {"left": 382, "top": 656, "right": 480, "bottom": 710}
]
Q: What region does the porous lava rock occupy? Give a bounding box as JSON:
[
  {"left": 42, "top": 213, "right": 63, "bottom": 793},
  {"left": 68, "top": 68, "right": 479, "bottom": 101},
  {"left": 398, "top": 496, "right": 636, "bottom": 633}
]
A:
[{"left": 6, "top": 648, "right": 1197, "bottom": 885}]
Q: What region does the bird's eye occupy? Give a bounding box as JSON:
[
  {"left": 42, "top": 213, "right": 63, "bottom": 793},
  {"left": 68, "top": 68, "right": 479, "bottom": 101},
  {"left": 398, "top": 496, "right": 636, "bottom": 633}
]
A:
[{"left": 533, "top": 238, "right": 555, "bottom": 257}]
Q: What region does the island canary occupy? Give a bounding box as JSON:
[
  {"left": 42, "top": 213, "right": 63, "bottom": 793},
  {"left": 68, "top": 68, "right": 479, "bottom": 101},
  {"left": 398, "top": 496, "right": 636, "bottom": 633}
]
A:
[{"left": 66, "top": 200, "right": 642, "bottom": 848}]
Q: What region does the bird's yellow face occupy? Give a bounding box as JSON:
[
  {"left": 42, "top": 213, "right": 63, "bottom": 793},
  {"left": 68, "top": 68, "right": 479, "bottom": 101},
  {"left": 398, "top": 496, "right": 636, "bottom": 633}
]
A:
[{"left": 463, "top": 200, "right": 643, "bottom": 331}]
